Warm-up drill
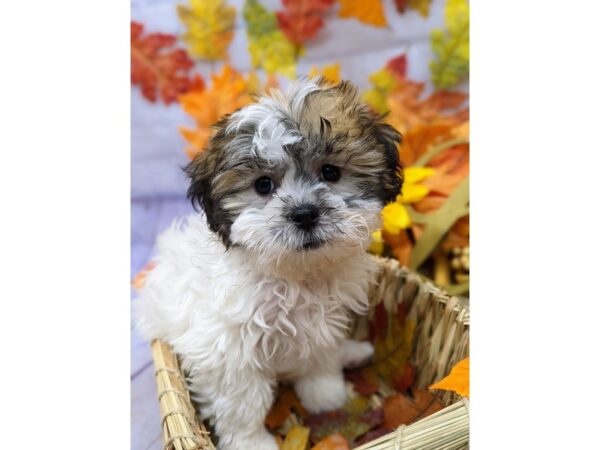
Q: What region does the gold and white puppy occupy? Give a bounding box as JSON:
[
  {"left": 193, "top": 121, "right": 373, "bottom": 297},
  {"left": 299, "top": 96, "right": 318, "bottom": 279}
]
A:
[{"left": 136, "top": 78, "right": 403, "bottom": 450}]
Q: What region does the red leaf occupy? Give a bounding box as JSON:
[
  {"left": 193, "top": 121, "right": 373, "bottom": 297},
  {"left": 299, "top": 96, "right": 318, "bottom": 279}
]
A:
[
  {"left": 276, "top": 0, "right": 335, "bottom": 45},
  {"left": 345, "top": 367, "right": 379, "bottom": 396},
  {"left": 394, "top": 0, "right": 409, "bottom": 13},
  {"left": 131, "top": 21, "right": 196, "bottom": 104},
  {"left": 391, "top": 362, "right": 415, "bottom": 393},
  {"left": 386, "top": 54, "right": 407, "bottom": 80}
]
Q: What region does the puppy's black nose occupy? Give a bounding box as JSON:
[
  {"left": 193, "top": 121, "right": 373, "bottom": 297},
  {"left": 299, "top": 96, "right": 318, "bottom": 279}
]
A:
[{"left": 290, "top": 204, "right": 319, "bottom": 230}]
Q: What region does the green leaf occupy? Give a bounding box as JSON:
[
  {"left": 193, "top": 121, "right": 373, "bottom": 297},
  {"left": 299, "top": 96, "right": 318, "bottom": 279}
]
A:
[{"left": 409, "top": 176, "right": 469, "bottom": 270}]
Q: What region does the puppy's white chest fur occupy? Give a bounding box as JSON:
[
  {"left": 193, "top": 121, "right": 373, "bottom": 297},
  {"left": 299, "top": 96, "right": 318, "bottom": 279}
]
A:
[{"left": 136, "top": 214, "right": 375, "bottom": 376}]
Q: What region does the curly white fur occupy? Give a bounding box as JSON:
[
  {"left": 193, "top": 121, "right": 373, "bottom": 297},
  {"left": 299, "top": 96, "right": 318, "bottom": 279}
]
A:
[{"left": 136, "top": 215, "right": 377, "bottom": 450}]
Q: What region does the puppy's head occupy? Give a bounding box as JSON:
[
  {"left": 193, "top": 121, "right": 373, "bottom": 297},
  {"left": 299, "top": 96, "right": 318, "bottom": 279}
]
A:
[{"left": 185, "top": 79, "right": 403, "bottom": 269}]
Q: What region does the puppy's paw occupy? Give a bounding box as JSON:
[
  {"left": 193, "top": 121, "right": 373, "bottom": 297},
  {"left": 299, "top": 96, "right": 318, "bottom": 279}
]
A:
[
  {"left": 339, "top": 339, "right": 374, "bottom": 368},
  {"left": 295, "top": 373, "right": 346, "bottom": 414},
  {"left": 220, "top": 428, "right": 278, "bottom": 450}
]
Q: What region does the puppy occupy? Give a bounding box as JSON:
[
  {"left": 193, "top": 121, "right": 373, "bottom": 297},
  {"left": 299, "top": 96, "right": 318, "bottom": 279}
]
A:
[{"left": 136, "top": 78, "right": 403, "bottom": 450}]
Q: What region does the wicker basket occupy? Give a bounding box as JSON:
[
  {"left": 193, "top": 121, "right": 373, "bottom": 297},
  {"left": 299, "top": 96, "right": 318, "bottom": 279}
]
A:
[{"left": 150, "top": 256, "right": 470, "bottom": 450}]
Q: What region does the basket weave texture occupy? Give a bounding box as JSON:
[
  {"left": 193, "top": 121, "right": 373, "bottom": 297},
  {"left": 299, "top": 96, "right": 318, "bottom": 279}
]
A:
[{"left": 150, "top": 256, "right": 470, "bottom": 450}]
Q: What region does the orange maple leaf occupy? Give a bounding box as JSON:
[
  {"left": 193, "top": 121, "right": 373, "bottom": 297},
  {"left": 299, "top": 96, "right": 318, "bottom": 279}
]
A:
[
  {"left": 276, "top": 0, "right": 335, "bottom": 45},
  {"left": 178, "top": 64, "right": 256, "bottom": 159},
  {"left": 387, "top": 83, "right": 468, "bottom": 134},
  {"left": 131, "top": 21, "right": 196, "bottom": 104},
  {"left": 429, "top": 357, "right": 469, "bottom": 397},
  {"left": 338, "top": 0, "right": 387, "bottom": 27},
  {"left": 399, "top": 123, "right": 456, "bottom": 166}
]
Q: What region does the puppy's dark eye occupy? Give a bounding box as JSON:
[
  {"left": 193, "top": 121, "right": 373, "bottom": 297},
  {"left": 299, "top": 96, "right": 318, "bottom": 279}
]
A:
[
  {"left": 255, "top": 176, "right": 275, "bottom": 195},
  {"left": 321, "top": 164, "right": 341, "bottom": 182}
]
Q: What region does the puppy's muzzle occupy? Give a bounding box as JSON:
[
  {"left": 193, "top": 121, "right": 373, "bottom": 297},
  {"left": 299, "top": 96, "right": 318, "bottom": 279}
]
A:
[{"left": 290, "top": 204, "right": 319, "bottom": 231}]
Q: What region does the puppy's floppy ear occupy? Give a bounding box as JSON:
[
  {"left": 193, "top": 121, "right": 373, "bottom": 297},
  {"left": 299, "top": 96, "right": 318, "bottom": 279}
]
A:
[
  {"left": 373, "top": 121, "right": 404, "bottom": 204},
  {"left": 183, "top": 120, "right": 227, "bottom": 234}
]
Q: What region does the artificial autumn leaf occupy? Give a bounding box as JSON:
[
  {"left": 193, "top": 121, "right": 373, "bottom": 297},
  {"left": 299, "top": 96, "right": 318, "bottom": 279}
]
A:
[
  {"left": 344, "top": 366, "right": 379, "bottom": 396},
  {"left": 400, "top": 123, "right": 456, "bottom": 165},
  {"left": 282, "top": 426, "right": 310, "bottom": 450},
  {"left": 429, "top": 357, "right": 469, "bottom": 397},
  {"left": 361, "top": 54, "right": 408, "bottom": 114},
  {"left": 394, "top": 0, "right": 432, "bottom": 17},
  {"left": 386, "top": 84, "right": 468, "bottom": 134},
  {"left": 409, "top": 176, "right": 469, "bottom": 269},
  {"left": 311, "top": 433, "right": 350, "bottom": 450},
  {"left": 386, "top": 54, "right": 407, "bottom": 80},
  {"left": 177, "top": 0, "right": 236, "bottom": 61},
  {"left": 266, "top": 387, "right": 308, "bottom": 429},
  {"left": 364, "top": 56, "right": 468, "bottom": 131},
  {"left": 420, "top": 144, "right": 469, "bottom": 198},
  {"left": 244, "top": 0, "right": 298, "bottom": 78},
  {"left": 394, "top": 0, "right": 408, "bottom": 13},
  {"left": 338, "top": 0, "right": 387, "bottom": 27},
  {"left": 178, "top": 64, "right": 255, "bottom": 158},
  {"left": 131, "top": 261, "right": 156, "bottom": 290},
  {"left": 362, "top": 69, "right": 399, "bottom": 114},
  {"left": 131, "top": 21, "right": 195, "bottom": 104},
  {"left": 308, "top": 63, "right": 341, "bottom": 84},
  {"left": 304, "top": 395, "right": 380, "bottom": 445},
  {"left": 372, "top": 301, "right": 417, "bottom": 388},
  {"left": 391, "top": 362, "right": 415, "bottom": 393},
  {"left": 383, "top": 389, "right": 444, "bottom": 428},
  {"left": 276, "top": 0, "right": 335, "bottom": 45},
  {"left": 430, "top": 0, "right": 469, "bottom": 89}
]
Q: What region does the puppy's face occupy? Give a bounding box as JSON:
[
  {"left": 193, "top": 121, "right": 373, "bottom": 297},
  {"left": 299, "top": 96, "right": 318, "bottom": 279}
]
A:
[{"left": 185, "top": 79, "right": 403, "bottom": 268}]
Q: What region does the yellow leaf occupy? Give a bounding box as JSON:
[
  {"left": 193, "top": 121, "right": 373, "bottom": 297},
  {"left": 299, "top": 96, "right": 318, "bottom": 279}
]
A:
[
  {"left": 338, "top": 0, "right": 387, "bottom": 27},
  {"left": 430, "top": 0, "right": 469, "bottom": 89},
  {"left": 382, "top": 202, "right": 411, "bottom": 234},
  {"left": 309, "top": 63, "right": 341, "bottom": 85},
  {"left": 362, "top": 68, "right": 398, "bottom": 114},
  {"left": 177, "top": 0, "right": 236, "bottom": 61},
  {"left": 244, "top": 0, "right": 298, "bottom": 78},
  {"left": 429, "top": 357, "right": 469, "bottom": 397},
  {"left": 281, "top": 426, "right": 310, "bottom": 450}
]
